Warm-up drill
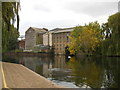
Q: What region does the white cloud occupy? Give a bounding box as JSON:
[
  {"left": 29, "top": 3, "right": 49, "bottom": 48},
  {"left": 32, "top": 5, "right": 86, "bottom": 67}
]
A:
[
  {"left": 65, "top": 2, "right": 118, "bottom": 17},
  {"left": 19, "top": 0, "right": 119, "bottom": 35}
]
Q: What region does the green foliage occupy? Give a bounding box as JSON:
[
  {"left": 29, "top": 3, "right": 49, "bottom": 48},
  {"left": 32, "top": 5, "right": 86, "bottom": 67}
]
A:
[
  {"left": 69, "top": 12, "right": 120, "bottom": 56},
  {"left": 68, "top": 22, "right": 102, "bottom": 55},
  {"left": 101, "top": 12, "right": 120, "bottom": 56},
  {"left": 2, "top": 24, "right": 19, "bottom": 52},
  {"left": 68, "top": 26, "right": 82, "bottom": 54},
  {"left": 14, "top": 49, "right": 23, "bottom": 52},
  {"left": 2, "top": 2, "right": 20, "bottom": 30},
  {"left": 2, "top": 2, "right": 20, "bottom": 52}
]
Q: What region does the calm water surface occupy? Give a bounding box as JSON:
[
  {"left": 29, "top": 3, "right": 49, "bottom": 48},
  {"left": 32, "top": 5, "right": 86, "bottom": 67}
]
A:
[{"left": 2, "top": 55, "right": 120, "bottom": 88}]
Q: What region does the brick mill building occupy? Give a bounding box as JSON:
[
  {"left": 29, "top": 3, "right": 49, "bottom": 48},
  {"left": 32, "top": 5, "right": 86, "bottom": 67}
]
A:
[
  {"left": 43, "top": 28, "right": 73, "bottom": 54},
  {"left": 25, "top": 27, "right": 74, "bottom": 54}
]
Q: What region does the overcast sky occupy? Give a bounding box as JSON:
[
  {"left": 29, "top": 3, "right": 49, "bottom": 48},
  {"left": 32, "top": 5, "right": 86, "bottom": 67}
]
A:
[{"left": 19, "top": 0, "right": 119, "bottom": 35}]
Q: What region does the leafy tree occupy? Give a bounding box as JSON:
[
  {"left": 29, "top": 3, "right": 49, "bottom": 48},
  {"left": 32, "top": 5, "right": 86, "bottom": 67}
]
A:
[
  {"left": 108, "top": 12, "right": 120, "bottom": 56},
  {"left": 68, "top": 26, "right": 82, "bottom": 54},
  {"left": 101, "top": 12, "right": 120, "bottom": 56},
  {"left": 2, "top": 2, "right": 20, "bottom": 31},
  {"left": 2, "top": 2, "right": 20, "bottom": 52},
  {"left": 68, "top": 22, "right": 102, "bottom": 55},
  {"left": 101, "top": 23, "right": 111, "bottom": 39}
]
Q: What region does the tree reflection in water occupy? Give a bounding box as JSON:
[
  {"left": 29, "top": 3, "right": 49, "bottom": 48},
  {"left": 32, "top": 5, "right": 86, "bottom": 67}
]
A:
[{"left": 67, "top": 56, "right": 119, "bottom": 88}]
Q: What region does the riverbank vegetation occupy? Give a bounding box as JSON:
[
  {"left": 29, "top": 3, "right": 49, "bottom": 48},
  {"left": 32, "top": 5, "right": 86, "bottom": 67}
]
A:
[
  {"left": 2, "top": 2, "right": 20, "bottom": 52},
  {"left": 68, "top": 22, "right": 102, "bottom": 55},
  {"left": 68, "top": 12, "right": 120, "bottom": 56}
]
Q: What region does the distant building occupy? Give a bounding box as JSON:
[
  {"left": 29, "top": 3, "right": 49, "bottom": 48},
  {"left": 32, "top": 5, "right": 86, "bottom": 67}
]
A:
[
  {"left": 43, "top": 28, "right": 74, "bottom": 54},
  {"left": 43, "top": 32, "right": 49, "bottom": 46},
  {"left": 18, "top": 39, "right": 25, "bottom": 50},
  {"left": 52, "top": 28, "right": 73, "bottom": 54},
  {"left": 43, "top": 30, "right": 54, "bottom": 47},
  {"left": 25, "top": 26, "right": 74, "bottom": 54},
  {"left": 25, "top": 27, "right": 48, "bottom": 50}
]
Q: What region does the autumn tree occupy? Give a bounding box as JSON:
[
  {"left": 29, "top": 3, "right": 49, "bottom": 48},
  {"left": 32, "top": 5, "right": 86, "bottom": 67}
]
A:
[
  {"left": 68, "top": 26, "right": 82, "bottom": 54},
  {"left": 68, "top": 22, "right": 102, "bottom": 55}
]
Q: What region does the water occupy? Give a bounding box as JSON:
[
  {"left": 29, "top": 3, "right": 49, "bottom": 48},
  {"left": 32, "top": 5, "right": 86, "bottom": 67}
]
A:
[{"left": 2, "top": 55, "right": 120, "bottom": 88}]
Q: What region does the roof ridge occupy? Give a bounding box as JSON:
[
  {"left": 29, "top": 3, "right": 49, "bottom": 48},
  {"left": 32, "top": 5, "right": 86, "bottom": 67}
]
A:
[{"left": 30, "top": 27, "right": 42, "bottom": 29}]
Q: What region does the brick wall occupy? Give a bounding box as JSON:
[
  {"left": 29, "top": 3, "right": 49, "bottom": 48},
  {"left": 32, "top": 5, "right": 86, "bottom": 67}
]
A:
[{"left": 52, "top": 32, "right": 71, "bottom": 54}]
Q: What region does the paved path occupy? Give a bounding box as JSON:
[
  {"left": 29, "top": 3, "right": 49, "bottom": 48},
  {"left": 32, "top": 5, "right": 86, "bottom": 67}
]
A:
[
  {"left": 0, "top": 62, "right": 3, "bottom": 89},
  {"left": 1, "top": 62, "right": 64, "bottom": 88}
]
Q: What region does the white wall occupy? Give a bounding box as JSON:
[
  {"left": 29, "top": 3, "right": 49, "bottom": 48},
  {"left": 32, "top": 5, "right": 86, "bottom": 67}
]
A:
[
  {"left": 49, "top": 33, "right": 53, "bottom": 46},
  {"left": 43, "top": 33, "right": 49, "bottom": 45}
]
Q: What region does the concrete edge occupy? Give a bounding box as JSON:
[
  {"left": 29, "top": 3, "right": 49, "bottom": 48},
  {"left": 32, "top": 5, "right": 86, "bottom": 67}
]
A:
[{"left": 0, "top": 62, "right": 3, "bottom": 89}]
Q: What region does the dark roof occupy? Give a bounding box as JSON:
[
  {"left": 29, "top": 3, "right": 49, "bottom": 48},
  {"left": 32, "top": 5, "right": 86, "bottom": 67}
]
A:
[
  {"left": 50, "top": 27, "right": 74, "bottom": 31},
  {"left": 30, "top": 27, "right": 48, "bottom": 32}
]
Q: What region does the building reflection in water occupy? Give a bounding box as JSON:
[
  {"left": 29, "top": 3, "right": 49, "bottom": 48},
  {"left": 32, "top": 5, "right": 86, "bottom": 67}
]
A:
[
  {"left": 19, "top": 56, "right": 53, "bottom": 78},
  {"left": 19, "top": 55, "right": 71, "bottom": 79}
]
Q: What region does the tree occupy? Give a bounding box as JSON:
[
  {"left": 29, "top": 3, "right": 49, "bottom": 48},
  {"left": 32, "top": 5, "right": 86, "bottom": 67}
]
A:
[
  {"left": 101, "top": 12, "right": 120, "bottom": 56},
  {"left": 2, "top": 2, "right": 20, "bottom": 52},
  {"left": 68, "top": 22, "right": 102, "bottom": 55},
  {"left": 108, "top": 12, "right": 120, "bottom": 56},
  {"left": 2, "top": 2, "right": 20, "bottom": 31},
  {"left": 68, "top": 26, "right": 82, "bottom": 54}
]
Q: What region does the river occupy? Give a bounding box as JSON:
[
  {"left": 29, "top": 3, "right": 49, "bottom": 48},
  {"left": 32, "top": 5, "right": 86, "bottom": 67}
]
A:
[{"left": 2, "top": 55, "right": 120, "bottom": 88}]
